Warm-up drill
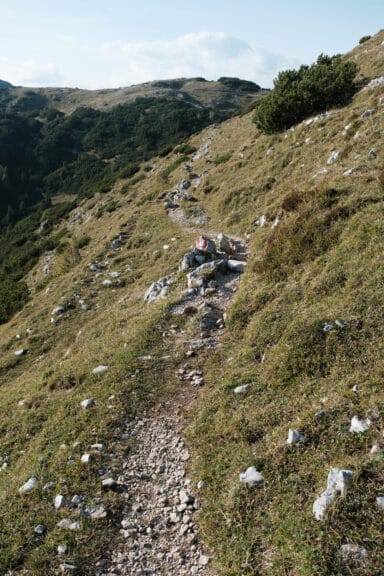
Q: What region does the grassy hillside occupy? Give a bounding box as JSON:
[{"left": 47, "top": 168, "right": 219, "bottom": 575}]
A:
[{"left": 0, "top": 29, "right": 384, "bottom": 575}]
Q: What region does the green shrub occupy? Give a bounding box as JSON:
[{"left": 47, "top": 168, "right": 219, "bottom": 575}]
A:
[
  {"left": 218, "top": 77, "right": 261, "bottom": 92},
  {"left": 173, "top": 144, "right": 197, "bottom": 155},
  {"left": 359, "top": 35, "right": 371, "bottom": 44},
  {"left": 75, "top": 235, "right": 91, "bottom": 249},
  {"left": 0, "top": 278, "right": 29, "bottom": 323},
  {"left": 254, "top": 54, "right": 358, "bottom": 133},
  {"left": 213, "top": 152, "right": 232, "bottom": 165}
]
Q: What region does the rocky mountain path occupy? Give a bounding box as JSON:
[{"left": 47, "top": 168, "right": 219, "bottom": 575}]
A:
[
  {"left": 104, "top": 136, "right": 248, "bottom": 575},
  {"left": 104, "top": 239, "right": 247, "bottom": 575}
]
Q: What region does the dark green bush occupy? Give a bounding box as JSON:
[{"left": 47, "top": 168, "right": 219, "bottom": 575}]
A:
[
  {"left": 0, "top": 278, "right": 29, "bottom": 324},
  {"left": 254, "top": 54, "right": 358, "bottom": 133},
  {"left": 218, "top": 77, "right": 261, "bottom": 92},
  {"left": 359, "top": 35, "right": 371, "bottom": 44}
]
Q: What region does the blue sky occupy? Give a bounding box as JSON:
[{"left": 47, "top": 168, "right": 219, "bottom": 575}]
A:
[{"left": 0, "top": 0, "right": 383, "bottom": 88}]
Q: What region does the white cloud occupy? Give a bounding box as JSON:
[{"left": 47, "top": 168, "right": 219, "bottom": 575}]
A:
[
  {"left": 0, "top": 57, "right": 64, "bottom": 86},
  {"left": 98, "top": 32, "right": 298, "bottom": 89},
  {"left": 0, "top": 32, "right": 301, "bottom": 89}
]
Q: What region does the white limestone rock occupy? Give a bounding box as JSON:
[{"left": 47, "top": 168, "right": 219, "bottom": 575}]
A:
[
  {"left": 239, "top": 466, "right": 264, "bottom": 485},
  {"left": 81, "top": 453, "right": 91, "bottom": 464},
  {"left": 14, "top": 348, "right": 26, "bottom": 356},
  {"left": 19, "top": 477, "right": 39, "bottom": 494},
  {"left": 327, "top": 150, "right": 340, "bottom": 165},
  {"left": 92, "top": 365, "right": 109, "bottom": 375},
  {"left": 54, "top": 494, "right": 67, "bottom": 510},
  {"left": 52, "top": 306, "right": 65, "bottom": 315},
  {"left": 226, "top": 260, "right": 247, "bottom": 273},
  {"left": 376, "top": 496, "right": 384, "bottom": 510},
  {"left": 59, "top": 562, "right": 77, "bottom": 572},
  {"left": 216, "top": 233, "right": 233, "bottom": 255},
  {"left": 327, "top": 468, "right": 353, "bottom": 496},
  {"left": 80, "top": 398, "right": 95, "bottom": 409},
  {"left": 102, "top": 477, "right": 116, "bottom": 489},
  {"left": 313, "top": 491, "right": 335, "bottom": 520},
  {"left": 234, "top": 384, "right": 251, "bottom": 394},
  {"left": 349, "top": 416, "right": 371, "bottom": 433},
  {"left": 255, "top": 215, "right": 267, "bottom": 227},
  {"left": 286, "top": 429, "right": 305, "bottom": 444},
  {"left": 362, "top": 109, "right": 376, "bottom": 118},
  {"left": 57, "top": 519, "right": 80, "bottom": 531},
  {"left": 340, "top": 544, "right": 368, "bottom": 563},
  {"left": 313, "top": 468, "right": 353, "bottom": 520}
]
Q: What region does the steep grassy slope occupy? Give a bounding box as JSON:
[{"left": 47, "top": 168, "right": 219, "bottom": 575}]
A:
[{"left": 0, "top": 30, "right": 384, "bottom": 575}]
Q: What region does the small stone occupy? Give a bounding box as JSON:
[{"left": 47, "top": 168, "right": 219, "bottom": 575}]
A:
[
  {"left": 89, "top": 506, "right": 107, "bottom": 519},
  {"left": 323, "top": 322, "right": 334, "bottom": 332},
  {"left": 197, "top": 480, "right": 206, "bottom": 490},
  {"left": 71, "top": 494, "right": 83, "bottom": 506},
  {"left": 52, "top": 306, "right": 65, "bottom": 315},
  {"left": 81, "top": 398, "right": 95, "bottom": 409},
  {"left": 327, "top": 150, "right": 340, "bottom": 165},
  {"left": 239, "top": 466, "right": 264, "bottom": 485},
  {"left": 376, "top": 496, "right": 384, "bottom": 510},
  {"left": 102, "top": 477, "right": 116, "bottom": 489},
  {"left": 199, "top": 554, "right": 210, "bottom": 566},
  {"left": 43, "top": 481, "right": 55, "bottom": 491},
  {"left": 362, "top": 109, "right": 376, "bottom": 118},
  {"left": 370, "top": 444, "right": 382, "bottom": 454},
  {"left": 81, "top": 453, "right": 91, "bottom": 464},
  {"left": 327, "top": 468, "right": 353, "bottom": 496},
  {"left": 343, "top": 168, "right": 356, "bottom": 176},
  {"left": 286, "top": 429, "right": 305, "bottom": 444},
  {"left": 255, "top": 215, "right": 267, "bottom": 227},
  {"left": 216, "top": 233, "right": 232, "bottom": 254},
  {"left": 102, "top": 279, "right": 112, "bottom": 287},
  {"left": 54, "top": 494, "right": 67, "bottom": 509},
  {"left": 14, "top": 348, "right": 26, "bottom": 356},
  {"left": 92, "top": 365, "right": 109, "bottom": 375},
  {"left": 57, "top": 519, "right": 80, "bottom": 530},
  {"left": 313, "top": 468, "right": 353, "bottom": 520},
  {"left": 57, "top": 544, "right": 68, "bottom": 554},
  {"left": 226, "top": 260, "right": 246, "bottom": 273},
  {"left": 179, "top": 489, "right": 194, "bottom": 504},
  {"left": 34, "top": 524, "right": 46, "bottom": 535},
  {"left": 91, "top": 443, "right": 104, "bottom": 451},
  {"left": 59, "top": 563, "right": 77, "bottom": 573},
  {"left": 313, "top": 491, "right": 335, "bottom": 520},
  {"left": 349, "top": 416, "right": 371, "bottom": 433},
  {"left": 169, "top": 512, "right": 181, "bottom": 523},
  {"left": 234, "top": 384, "right": 251, "bottom": 394},
  {"left": 340, "top": 544, "right": 368, "bottom": 563},
  {"left": 19, "top": 477, "right": 39, "bottom": 494}
]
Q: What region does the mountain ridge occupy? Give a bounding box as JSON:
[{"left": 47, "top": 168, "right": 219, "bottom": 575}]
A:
[{"left": 0, "top": 76, "right": 267, "bottom": 115}]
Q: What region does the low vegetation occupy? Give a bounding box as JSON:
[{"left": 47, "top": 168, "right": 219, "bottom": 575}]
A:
[{"left": 254, "top": 54, "right": 358, "bottom": 133}]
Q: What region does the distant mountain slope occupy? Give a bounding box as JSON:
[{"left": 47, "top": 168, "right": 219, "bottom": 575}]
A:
[
  {"left": 1, "top": 76, "right": 267, "bottom": 115},
  {"left": 0, "top": 79, "right": 12, "bottom": 89}
]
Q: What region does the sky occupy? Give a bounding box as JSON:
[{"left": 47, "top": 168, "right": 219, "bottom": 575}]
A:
[{"left": 0, "top": 0, "right": 383, "bottom": 89}]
